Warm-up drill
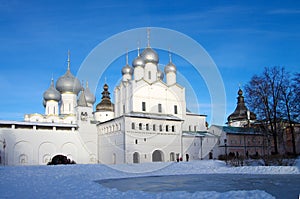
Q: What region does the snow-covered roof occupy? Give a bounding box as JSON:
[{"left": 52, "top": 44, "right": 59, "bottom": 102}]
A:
[
  {"left": 125, "top": 112, "right": 183, "bottom": 121},
  {"left": 182, "top": 131, "right": 216, "bottom": 137},
  {"left": 211, "top": 125, "right": 262, "bottom": 135},
  {"left": 0, "top": 120, "right": 77, "bottom": 128}
]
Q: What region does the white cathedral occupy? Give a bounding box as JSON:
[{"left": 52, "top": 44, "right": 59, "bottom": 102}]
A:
[{"left": 0, "top": 40, "right": 220, "bottom": 166}]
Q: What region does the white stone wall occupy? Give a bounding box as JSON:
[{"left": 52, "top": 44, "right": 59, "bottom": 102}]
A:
[
  {"left": 183, "top": 113, "right": 207, "bottom": 132},
  {"left": 0, "top": 125, "right": 93, "bottom": 165},
  {"left": 97, "top": 117, "right": 124, "bottom": 164}
]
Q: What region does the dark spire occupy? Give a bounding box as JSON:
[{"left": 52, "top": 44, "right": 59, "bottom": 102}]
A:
[
  {"left": 96, "top": 84, "right": 114, "bottom": 111},
  {"left": 227, "top": 88, "right": 256, "bottom": 123}
]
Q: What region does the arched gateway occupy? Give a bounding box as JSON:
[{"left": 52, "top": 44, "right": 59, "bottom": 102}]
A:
[{"left": 152, "top": 150, "right": 164, "bottom": 162}]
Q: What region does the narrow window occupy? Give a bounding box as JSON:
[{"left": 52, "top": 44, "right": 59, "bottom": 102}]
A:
[
  {"left": 174, "top": 105, "right": 178, "bottom": 114},
  {"left": 146, "top": 124, "right": 149, "bottom": 130},
  {"left": 166, "top": 125, "right": 169, "bottom": 132},
  {"left": 148, "top": 71, "right": 151, "bottom": 80},
  {"left": 194, "top": 126, "right": 197, "bottom": 132},
  {"left": 153, "top": 124, "right": 156, "bottom": 131},
  {"left": 135, "top": 139, "right": 138, "bottom": 144},
  {"left": 123, "top": 105, "right": 125, "bottom": 114},
  {"left": 189, "top": 125, "right": 191, "bottom": 131},
  {"left": 144, "top": 138, "right": 146, "bottom": 142},
  {"left": 158, "top": 104, "right": 162, "bottom": 113},
  {"left": 159, "top": 125, "right": 163, "bottom": 132},
  {"left": 139, "top": 123, "right": 142, "bottom": 130},
  {"left": 172, "top": 125, "right": 175, "bottom": 132},
  {"left": 142, "top": 102, "right": 146, "bottom": 111},
  {"left": 131, "top": 122, "right": 135, "bottom": 130}
]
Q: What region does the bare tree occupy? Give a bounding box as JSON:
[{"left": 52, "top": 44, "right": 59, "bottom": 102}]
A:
[
  {"left": 292, "top": 73, "right": 300, "bottom": 123},
  {"left": 245, "top": 66, "right": 285, "bottom": 154},
  {"left": 280, "top": 72, "right": 298, "bottom": 154}
]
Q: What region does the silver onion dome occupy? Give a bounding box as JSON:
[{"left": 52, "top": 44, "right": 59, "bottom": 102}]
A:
[
  {"left": 84, "top": 82, "right": 96, "bottom": 104},
  {"left": 56, "top": 69, "right": 82, "bottom": 94},
  {"left": 157, "top": 69, "right": 164, "bottom": 80},
  {"left": 141, "top": 47, "right": 159, "bottom": 64},
  {"left": 132, "top": 55, "right": 145, "bottom": 68},
  {"left": 43, "top": 79, "right": 61, "bottom": 101},
  {"left": 122, "top": 64, "right": 133, "bottom": 75},
  {"left": 164, "top": 61, "right": 177, "bottom": 74}
]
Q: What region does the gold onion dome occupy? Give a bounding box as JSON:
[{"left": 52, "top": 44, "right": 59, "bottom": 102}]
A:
[{"left": 43, "top": 79, "right": 61, "bottom": 101}]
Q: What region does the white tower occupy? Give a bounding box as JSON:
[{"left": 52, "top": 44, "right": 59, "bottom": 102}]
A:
[
  {"left": 141, "top": 29, "right": 159, "bottom": 83},
  {"left": 164, "top": 51, "right": 177, "bottom": 86},
  {"left": 56, "top": 51, "right": 82, "bottom": 115},
  {"left": 133, "top": 47, "right": 145, "bottom": 80},
  {"left": 122, "top": 51, "right": 133, "bottom": 81},
  {"left": 43, "top": 78, "right": 61, "bottom": 115}
]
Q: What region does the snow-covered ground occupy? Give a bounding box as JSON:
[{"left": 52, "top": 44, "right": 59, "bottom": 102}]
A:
[{"left": 0, "top": 160, "right": 299, "bottom": 199}]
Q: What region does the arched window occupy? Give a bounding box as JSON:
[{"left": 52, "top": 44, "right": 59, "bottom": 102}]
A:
[
  {"left": 139, "top": 123, "right": 142, "bottom": 130},
  {"left": 170, "top": 152, "right": 175, "bottom": 161},
  {"left": 159, "top": 125, "right": 163, "bottom": 132},
  {"left": 133, "top": 152, "right": 140, "bottom": 163},
  {"left": 153, "top": 124, "right": 156, "bottom": 131},
  {"left": 135, "top": 139, "right": 138, "bottom": 144},
  {"left": 146, "top": 124, "right": 149, "bottom": 130},
  {"left": 131, "top": 122, "right": 135, "bottom": 130}
]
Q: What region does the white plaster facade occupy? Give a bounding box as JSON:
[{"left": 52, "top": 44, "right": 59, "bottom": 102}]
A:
[{"left": 0, "top": 45, "right": 219, "bottom": 166}]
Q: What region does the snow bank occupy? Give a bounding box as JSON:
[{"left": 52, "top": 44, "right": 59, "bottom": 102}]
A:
[{"left": 0, "top": 160, "right": 298, "bottom": 198}]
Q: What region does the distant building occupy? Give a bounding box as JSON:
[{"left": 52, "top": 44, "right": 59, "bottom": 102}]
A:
[
  {"left": 209, "top": 88, "right": 269, "bottom": 159},
  {"left": 227, "top": 88, "right": 256, "bottom": 127}
]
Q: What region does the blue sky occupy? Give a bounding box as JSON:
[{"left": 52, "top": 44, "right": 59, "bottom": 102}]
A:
[{"left": 0, "top": 0, "right": 299, "bottom": 125}]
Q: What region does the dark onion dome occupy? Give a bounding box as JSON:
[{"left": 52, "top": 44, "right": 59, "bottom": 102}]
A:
[
  {"left": 84, "top": 82, "right": 96, "bottom": 104},
  {"left": 43, "top": 79, "right": 61, "bottom": 102},
  {"left": 141, "top": 47, "right": 159, "bottom": 64},
  {"left": 96, "top": 84, "right": 114, "bottom": 112},
  {"left": 122, "top": 64, "right": 133, "bottom": 75},
  {"left": 157, "top": 69, "right": 164, "bottom": 80},
  {"left": 164, "top": 61, "right": 177, "bottom": 74},
  {"left": 56, "top": 69, "right": 82, "bottom": 94},
  {"left": 227, "top": 88, "right": 256, "bottom": 122}
]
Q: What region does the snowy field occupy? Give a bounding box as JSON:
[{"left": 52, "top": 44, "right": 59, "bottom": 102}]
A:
[{"left": 0, "top": 160, "right": 299, "bottom": 199}]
